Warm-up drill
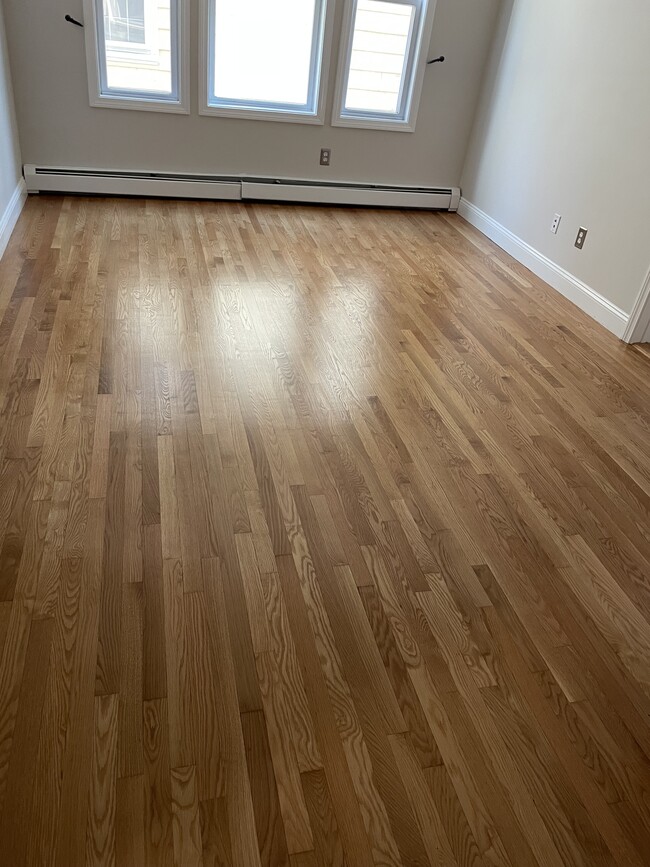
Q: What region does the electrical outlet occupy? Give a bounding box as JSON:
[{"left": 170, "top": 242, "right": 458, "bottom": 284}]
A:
[
  {"left": 550, "top": 213, "right": 561, "bottom": 234},
  {"left": 320, "top": 148, "right": 331, "bottom": 167},
  {"left": 575, "top": 227, "right": 588, "bottom": 249}
]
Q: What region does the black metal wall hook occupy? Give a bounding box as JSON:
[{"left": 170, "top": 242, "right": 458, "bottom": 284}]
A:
[
  {"left": 427, "top": 55, "right": 445, "bottom": 65},
  {"left": 65, "top": 14, "right": 84, "bottom": 27}
]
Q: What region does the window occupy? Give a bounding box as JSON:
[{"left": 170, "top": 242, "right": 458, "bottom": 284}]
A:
[
  {"left": 333, "top": 0, "right": 434, "bottom": 131},
  {"left": 84, "top": 0, "right": 189, "bottom": 112},
  {"left": 201, "top": 0, "right": 331, "bottom": 123}
]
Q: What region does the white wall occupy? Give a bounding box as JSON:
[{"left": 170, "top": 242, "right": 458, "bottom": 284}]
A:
[
  {"left": 2, "top": 0, "right": 500, "bottom": 187},
  {"left": 0, "top": 0, "right": 22, "bottom": 240},
  {"left": 462, "top": 0, "right": 650, "bottom": 316}
]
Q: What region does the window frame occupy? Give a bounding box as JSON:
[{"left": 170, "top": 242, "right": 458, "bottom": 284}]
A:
[
  {"left": 332, "top": 0, "right": 437, "bottom": 132},
  {"left": 83, "top": 0, "right": 190, "bottom": 114},
  {"left": 199, "top": 0, "right": 334, "bottom": 125}
]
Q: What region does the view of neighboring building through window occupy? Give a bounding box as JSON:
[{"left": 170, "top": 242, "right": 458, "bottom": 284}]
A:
[
  {"left": 345, "top": 1, "right": 413, "bottom": 113},
  {"left": 98, "top": 0, "right": 175, "bottom": 97},
  {"left": 104, "top": 0, "right": 146, "bottom": 44},
  {"left": 335, "top": 0, "right": 430, "bottom": 129}
]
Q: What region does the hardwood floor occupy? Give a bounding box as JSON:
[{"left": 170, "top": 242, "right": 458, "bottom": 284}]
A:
[{"left": 0, "top": 195, "right": 649, "bottom": 867}]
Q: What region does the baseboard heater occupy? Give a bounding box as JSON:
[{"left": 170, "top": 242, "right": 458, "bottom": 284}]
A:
[{"left": 24, "top": 165, "right": 460, "bottom": 211}]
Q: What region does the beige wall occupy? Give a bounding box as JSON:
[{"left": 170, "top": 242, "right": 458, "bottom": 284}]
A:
[
  {"left": 462, "top": 0, "right": 650, "bottom": 315},
  {"left": 0, "top": 0, "right": 21, "bottom": 221},
  {"left": 2, "top": 0, "right": 500, "bottom": 186}
]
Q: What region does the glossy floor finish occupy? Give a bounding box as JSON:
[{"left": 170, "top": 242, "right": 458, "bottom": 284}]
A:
[{"left": 1, "top": 196, "right": 650, "bottom": 867}]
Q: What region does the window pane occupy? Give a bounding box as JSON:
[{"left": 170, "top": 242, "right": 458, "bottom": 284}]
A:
[
  {"left": 212, "top": 0, "right": 318, "bottom": 107},
  {"left": 104, "top": 0, "right": 145, "bottom": 44},
  {"left": 102, "top": 0, "right": 174, "bottom": 95},
  {"left": 345, "top": 0, "right": 414, "bottom": 114}
]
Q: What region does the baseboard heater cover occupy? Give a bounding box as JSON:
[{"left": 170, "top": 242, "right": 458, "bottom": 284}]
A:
[
  {"left": 24, "top": 166, "right": 241, "bottom": 201},
  {"left": 24, "top": 165, "right": 460, "bottom": 211}
]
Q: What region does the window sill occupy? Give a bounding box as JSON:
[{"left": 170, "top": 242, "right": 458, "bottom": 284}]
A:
[
  {"left": 331, "top": 115, "right": 416, "bottom": 133},
  {"left": 90, "top": 94, "right": 189, "bottom": 114},
  {"left": 200, "top": 104, "right": 324, "bottom": 125}
]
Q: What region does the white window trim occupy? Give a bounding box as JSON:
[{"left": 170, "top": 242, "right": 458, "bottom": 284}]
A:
[
  {"left": 199, "top": 0, "right": 334, "bottom": 125},
  {"left": 332, "top": 0, "right": 438, "bottom": 132},
  {"left": 83, "top": 0, "right": 190, "bottom": 114}
]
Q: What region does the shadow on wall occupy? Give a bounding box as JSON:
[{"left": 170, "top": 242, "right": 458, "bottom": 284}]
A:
[{"left": 460, "top": 0, "right": 515, "bottom": 205}]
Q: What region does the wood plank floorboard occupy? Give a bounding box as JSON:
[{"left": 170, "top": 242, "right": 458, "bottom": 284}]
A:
[{"left": 0, "top": 195, "right": 649, "bottom": 866}]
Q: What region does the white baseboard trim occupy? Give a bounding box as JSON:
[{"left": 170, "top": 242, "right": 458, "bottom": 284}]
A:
[
  {"left": 458, "top": 198, "right": 629, "bottom": 339},
  {"left": 623, "top": 266, "right": 650, "bottom": 344},
  {"left": 0, "top": 177, "right": 27, "bottom": 262}
]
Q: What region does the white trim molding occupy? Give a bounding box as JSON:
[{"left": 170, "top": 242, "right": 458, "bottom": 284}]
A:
[
  {"left": 623, "top": 266, "right": 650, "bottom": 344},
  {"left": 458, "top": 199, "right": 630, "bottom": 339},
  {"left": 0, "top": 178, "right": 27, "bottom": 262}
]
